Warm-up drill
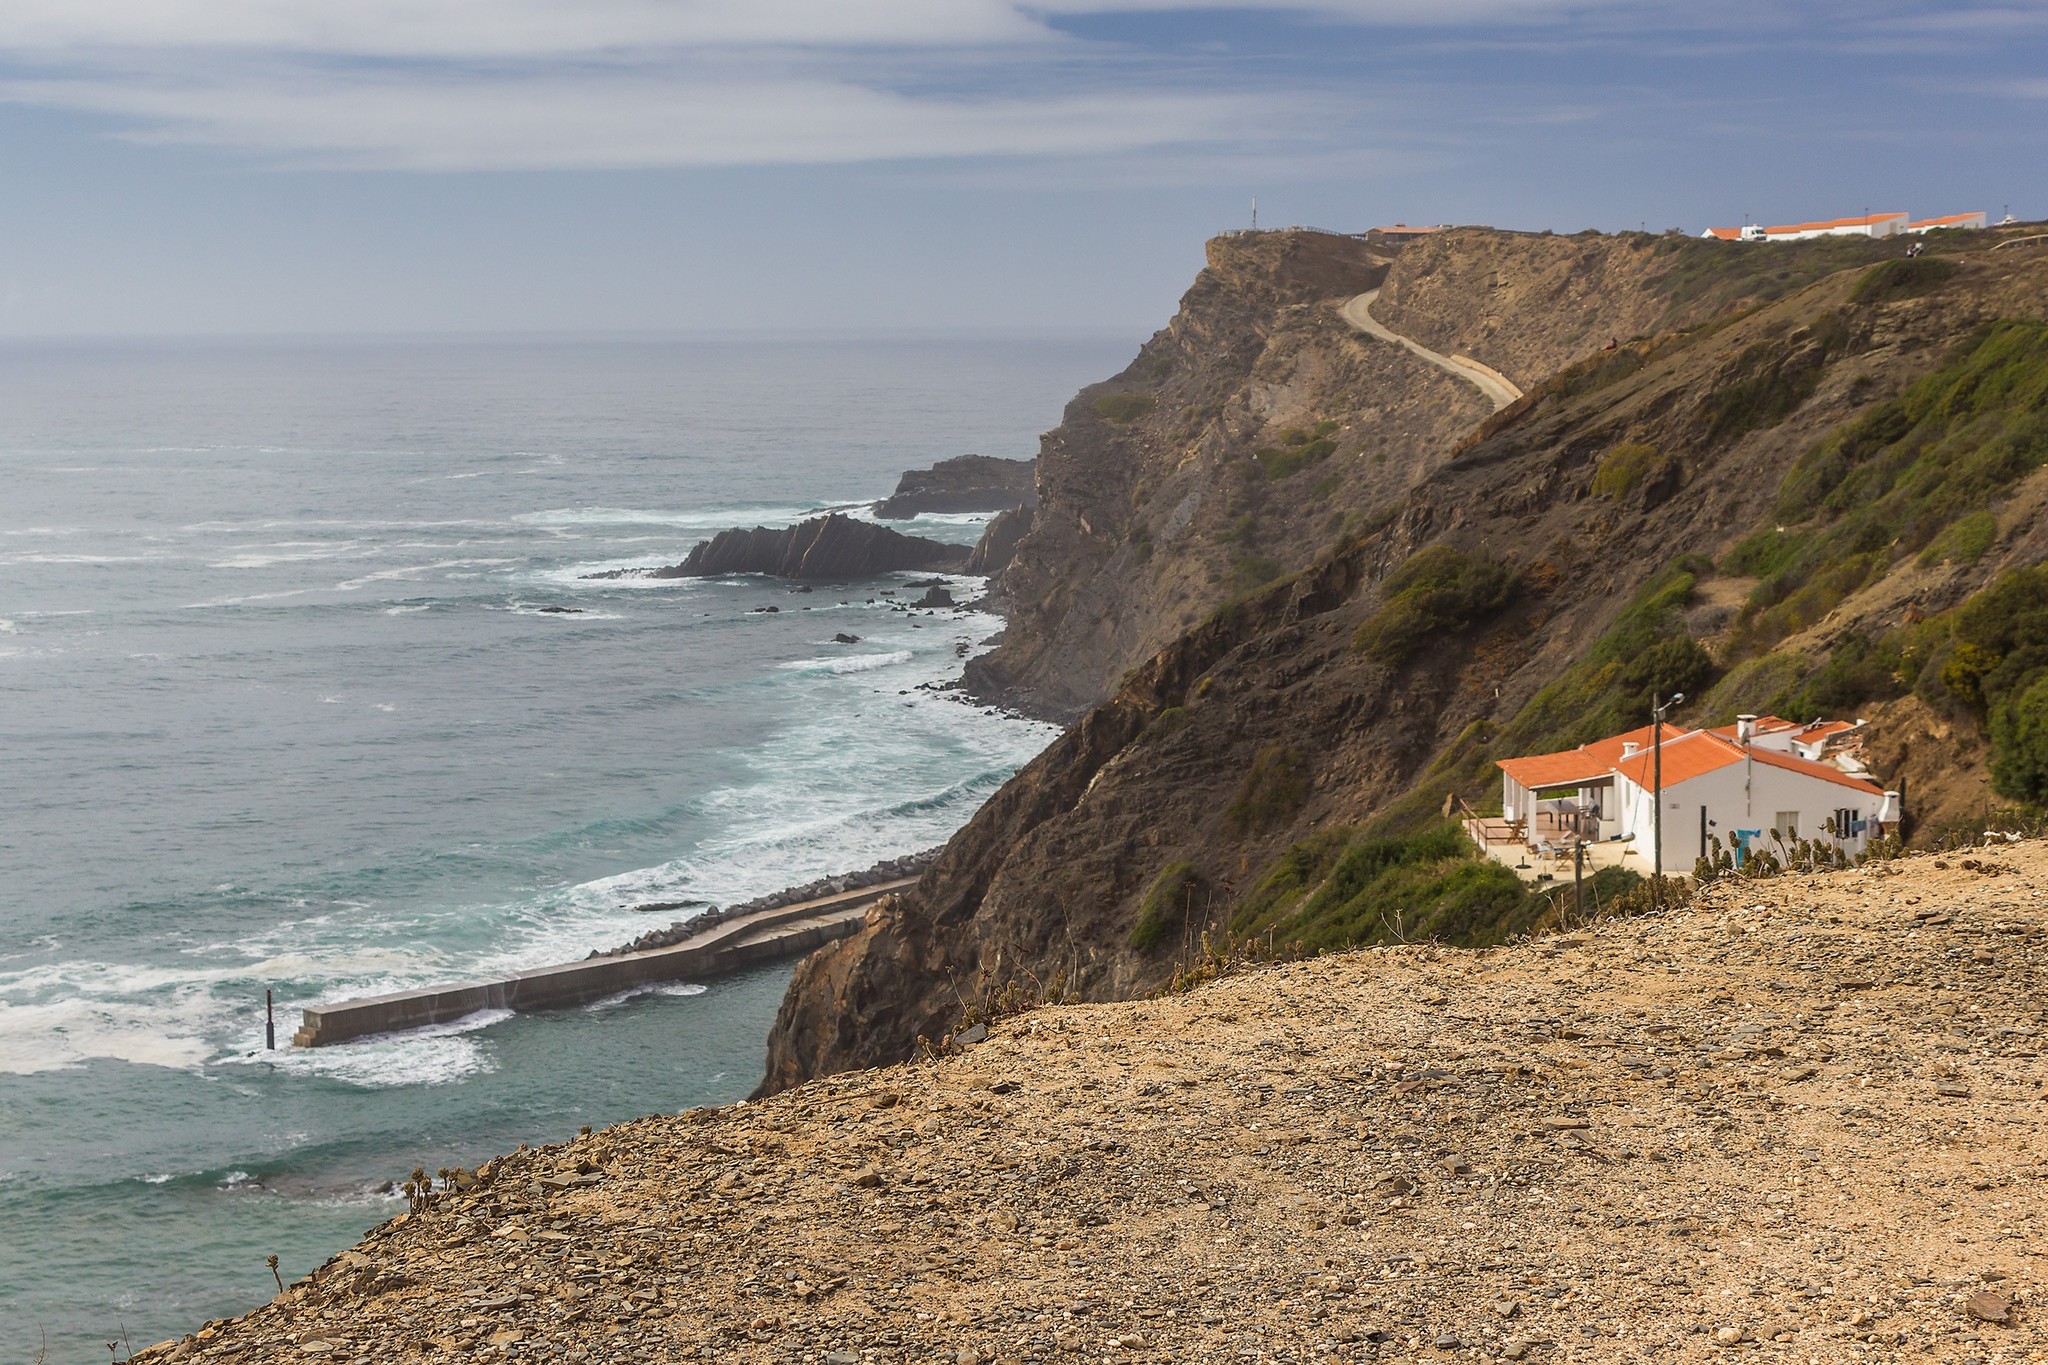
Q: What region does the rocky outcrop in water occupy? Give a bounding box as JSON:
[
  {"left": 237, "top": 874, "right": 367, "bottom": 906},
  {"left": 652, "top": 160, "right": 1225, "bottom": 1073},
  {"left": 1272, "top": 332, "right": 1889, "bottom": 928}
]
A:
[
  {"left": 641, "top": 513, "right": 967, "bottom": 581},
  {"left": 874, "top": 454, "right": 1035, "bottom": 519},
  {"left": 965, "top": 504, "right": 1032, "bottom": 577}
]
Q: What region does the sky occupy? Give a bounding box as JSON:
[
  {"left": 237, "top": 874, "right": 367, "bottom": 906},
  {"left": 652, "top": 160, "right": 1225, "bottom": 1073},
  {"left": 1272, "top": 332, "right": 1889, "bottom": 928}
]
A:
[{"left": 0, "top": 1, "right": 2041, "bottom": 337}]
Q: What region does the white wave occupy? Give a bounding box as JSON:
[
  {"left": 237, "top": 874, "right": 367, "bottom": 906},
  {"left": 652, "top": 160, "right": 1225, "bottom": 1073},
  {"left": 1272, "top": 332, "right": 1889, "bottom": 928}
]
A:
[
  {"left": 517, "top": 505, "right": 832, "bottom": 530},
  {"left": 0, "top": 552, "right": 161, "bottom": 565},
  {"left": 178, "top": 588, "right": 319, "bottom": 609},
  {"left": 581, "top": 981, "right": 708, "bottom": 1012},
  {"left": 777, "top": 649, "right": 914, "bottom": 675},
  {"left": 209, "top": 543, "right": 364, "bottom": 569},
  {"left": 383, "top": 604, "right": 432, "bottom": 615},
  {"left": 0, "top": 620, "right": 14, "bottom": 634},
  {"left": 1, "top": 525, "right": 88, "bottom": 537},
  {"left": 503, "top": 603, "right": 624, "bottom": 621},
  {"left": 222, "top": 1009, "right": 512, "bottom": 1089},
  {"left": 335, "top": 559, "right": 516, "bottom": 591}
]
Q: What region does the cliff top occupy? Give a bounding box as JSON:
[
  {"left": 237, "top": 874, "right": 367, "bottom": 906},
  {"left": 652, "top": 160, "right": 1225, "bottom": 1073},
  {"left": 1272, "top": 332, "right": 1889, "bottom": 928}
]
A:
[{"left": 153, "top": 841, "right": 2048, "bottom": 1363}]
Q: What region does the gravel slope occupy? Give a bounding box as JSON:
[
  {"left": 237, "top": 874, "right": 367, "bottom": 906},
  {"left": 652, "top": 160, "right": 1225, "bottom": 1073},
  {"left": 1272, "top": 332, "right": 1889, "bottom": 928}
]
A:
[{"left": 146, "top": 842, "right": 2047, "bottom": 1364}]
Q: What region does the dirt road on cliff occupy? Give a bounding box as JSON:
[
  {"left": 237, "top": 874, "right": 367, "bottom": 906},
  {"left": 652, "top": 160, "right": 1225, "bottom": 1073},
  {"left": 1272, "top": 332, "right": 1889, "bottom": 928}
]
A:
[
  {"left": 151, "top": 841, "right": 2048, "bottom": 1364},
  {"left": 1341, "top": 288, "right": 1525, "bottom": 411}
]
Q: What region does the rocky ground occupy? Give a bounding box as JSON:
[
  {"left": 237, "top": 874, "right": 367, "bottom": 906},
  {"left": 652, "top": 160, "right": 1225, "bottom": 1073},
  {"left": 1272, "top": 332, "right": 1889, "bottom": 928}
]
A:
[{"left": 147, "top": 843, "right": 2047, "bottom": 1364}]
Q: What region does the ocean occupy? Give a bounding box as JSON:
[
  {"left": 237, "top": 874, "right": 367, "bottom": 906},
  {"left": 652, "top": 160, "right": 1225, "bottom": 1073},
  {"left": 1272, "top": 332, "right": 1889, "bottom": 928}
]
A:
[{"left": 0, "top": 332, "right": 1127, "bottom": 1362}]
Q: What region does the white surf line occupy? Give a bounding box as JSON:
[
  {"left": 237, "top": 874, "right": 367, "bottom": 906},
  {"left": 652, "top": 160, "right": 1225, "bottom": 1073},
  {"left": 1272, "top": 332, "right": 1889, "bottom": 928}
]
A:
[{"left": 1339, "top": 289, "right": 1524, "bottom": 412}]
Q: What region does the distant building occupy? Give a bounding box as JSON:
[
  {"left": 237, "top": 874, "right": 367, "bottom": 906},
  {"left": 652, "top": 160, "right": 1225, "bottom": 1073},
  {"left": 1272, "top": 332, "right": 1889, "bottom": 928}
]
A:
[
  {"left": 1908, "top": 212, "right": 1990, "bottom": 234},
  {"left": 1472, "top": 714, "right": 1901, "bottom": 881},
  {"left": 1702, "top": 213, "right": 1910, "bottom": 243}
]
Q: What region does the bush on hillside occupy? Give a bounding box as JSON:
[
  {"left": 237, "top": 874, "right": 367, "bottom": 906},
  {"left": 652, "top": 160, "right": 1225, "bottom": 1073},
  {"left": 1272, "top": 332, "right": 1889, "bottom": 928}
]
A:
[
  {"left": 1590, "top": 442, "right": 1667, "bottom": 499},
  {"left": 1227, "top": 744, "right": 1311, "bottom": 832},
  {"left": 1991, "top": 675, "right": 2048, "bottom": 806},
  {"left": 1093, "top": 393, "right": 1155, "bottom": 423},
  {"left": 1130, "top": 862, "right": 1203, "bottom": 951},
  {"left": 1850, "top": 256, "right": 1961, "bottom": 305},
  {"left": 1352, "top": 546, "right": 1518, "bottom": 663}
]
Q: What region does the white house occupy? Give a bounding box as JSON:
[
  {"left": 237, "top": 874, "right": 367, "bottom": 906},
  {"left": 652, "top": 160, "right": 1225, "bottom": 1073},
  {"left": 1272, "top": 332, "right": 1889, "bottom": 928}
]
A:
[
  {"left": 1703, "top": 213, "right": 1910, "bottom": 243},
  {"left": 1489, "top": 714, "right": 1901, "bottom": 878},
  {"left": 1908, "top": 212, "right": 1989, "bottom": 234}
]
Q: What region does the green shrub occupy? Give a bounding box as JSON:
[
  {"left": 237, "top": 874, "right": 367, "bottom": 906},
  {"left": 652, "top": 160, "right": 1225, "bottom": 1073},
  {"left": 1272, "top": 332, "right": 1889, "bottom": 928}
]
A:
[
  {"left": 1234, "top": 822, "right": 1542, "bottom": 951},
  {"left": 1230, "top": 555, "right": 1283, "bottom": 591},
  {"left": 1944, "top": 563, "right": 2048, "bottom": 716},
  {"left": 1148, "top": 705, "right": 1191, "bottom": 737},
  {"left": 1130, "top": 862, "right": 1203, "bottom": 951},
  {"left": 1699, "top": 312, "right": 1853, "bottom": 443},
  {"left": 1850, "top": 256, "right": 1961, "bottom": 305},
  {"left": 1353, "top": 546, "right": 1518, "bottom": 663},
  {"left": 1590, "top": 442, "right": 1666, "bottom": 499},
  {"left": 1917, "top": 509, "right": 1998, "bottom": 566},
  {"left": 1991, "top": 675, "right": 2048, "bottom": 806},
  {"left": 1228, "top": 743, "right": 1311, "bottom": 832},
  {"left": 1256, "top": 437, "right": 1337, "bottom": 479},
  {"left": 1093, "top": 393, "right": 1155, "bottom": 423},
  {"left": 1727, "top": 320, "right": 2048, "bottom": 655}
]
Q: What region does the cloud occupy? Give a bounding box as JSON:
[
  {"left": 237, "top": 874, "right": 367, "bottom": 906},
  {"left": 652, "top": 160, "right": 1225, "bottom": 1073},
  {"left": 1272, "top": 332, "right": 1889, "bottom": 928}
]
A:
[
  {"left": 3, "top": 66, "right": 1290, "bottom": 171},
  {"left": 0, "top": 1, "right": 2022, "bottom": 171}
]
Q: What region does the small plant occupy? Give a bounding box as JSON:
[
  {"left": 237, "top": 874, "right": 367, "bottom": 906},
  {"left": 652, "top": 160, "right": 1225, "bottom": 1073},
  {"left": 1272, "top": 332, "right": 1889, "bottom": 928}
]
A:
[
  {"left": 1352, "top": 546, "right": 1518, "bottom": 664},
  {"left": 1589, "top": 442, "right": 1667, "bottom": 499},
  {"left": 1092, "top": 393, "right": 1155, "bottom": 423},
  {"left": 1227, "top": 744, "right": 1311, "bottom": 832},
  {"left": 1130, "top": 862, "right": 1203, "bottom": 951},
  {"left": 1850, "top": 255, "right": 1960, "bottom": 304},
  {"left": 266, "top": 1254, "right": 284, "bottom": 1295}
]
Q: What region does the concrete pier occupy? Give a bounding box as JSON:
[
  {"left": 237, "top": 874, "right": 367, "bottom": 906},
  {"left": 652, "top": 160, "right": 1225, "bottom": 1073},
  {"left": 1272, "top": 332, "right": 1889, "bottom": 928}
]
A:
[{"left": 292, "top": 878, "right": 912, "bottom": 1047}]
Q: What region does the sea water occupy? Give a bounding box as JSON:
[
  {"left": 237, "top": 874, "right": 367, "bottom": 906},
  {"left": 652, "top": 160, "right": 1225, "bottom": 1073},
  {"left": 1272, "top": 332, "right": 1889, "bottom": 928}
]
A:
[{"left": 0, "top": 333, "right": 1126, "bottom": 1361}]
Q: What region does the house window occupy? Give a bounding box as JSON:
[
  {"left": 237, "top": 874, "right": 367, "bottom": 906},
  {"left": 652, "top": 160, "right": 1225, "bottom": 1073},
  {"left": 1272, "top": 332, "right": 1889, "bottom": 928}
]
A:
[{"left": 1774, "top": 811, "right": 1799, "bottom": 840}]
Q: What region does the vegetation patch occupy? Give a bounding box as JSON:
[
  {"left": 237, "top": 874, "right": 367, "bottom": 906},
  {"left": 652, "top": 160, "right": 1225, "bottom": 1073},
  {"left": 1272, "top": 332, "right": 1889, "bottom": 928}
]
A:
[
  {"left": 1647, "top": 234, "right": 1905, "bottom": 320},
  {"left": 1726, "top": 320, "right": 2048, "bottom": 656},
  {"left": 1255, "top": 420, "right": 1341, "bottom": 480},
  {"left": 1353, "top": 546, "right": 1519, "bottom": 664},
  {"left": 1230, "top": 554, "right": 1284, "bottom": 592},
  {"left": 1850, "top": 256, "right": 1961, "bottom": 305},
  {"left": 1130, "top": 862, "right": 1204, "bottom": 951},
  {"left": 1092, "top": 393, "right": 1156, "bottom": 424},
  {"left": 1698, "top": 311, "right": 1853, "bottom": 444},
  {"left": 1232, "top": 822, "right": 1545, "bottom": 951},
  {"left": 1227, "top": 743, "right": 1311, "bottom": 832},
  {"left": 1589, "top": 442, "right": 1668, "bottom": 499}
]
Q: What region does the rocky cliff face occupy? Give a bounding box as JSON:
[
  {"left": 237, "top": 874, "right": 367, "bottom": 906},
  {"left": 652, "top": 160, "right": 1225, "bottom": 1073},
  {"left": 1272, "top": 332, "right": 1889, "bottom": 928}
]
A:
[
  {"left": 875, "top": 454, "right": 1035, "bottom": 518},
  {"left": 762, "top": 226, "right": 2048, "bottom": 1092},
  {"left": 661, "top": 512, "right": 967, "bottom": 580}
]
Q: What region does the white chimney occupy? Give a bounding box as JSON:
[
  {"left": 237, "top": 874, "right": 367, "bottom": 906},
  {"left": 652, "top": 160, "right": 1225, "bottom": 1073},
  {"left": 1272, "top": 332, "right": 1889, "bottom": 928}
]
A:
[
  {"left": 1621, "top": 741, "right": 1640, "bottom": 759},
  {"left": 1736, "top": 714, "right": 1757, "bottom": 745},
  {"left": 1879, "top": 790, "right": 1902, "bottom": 822}
]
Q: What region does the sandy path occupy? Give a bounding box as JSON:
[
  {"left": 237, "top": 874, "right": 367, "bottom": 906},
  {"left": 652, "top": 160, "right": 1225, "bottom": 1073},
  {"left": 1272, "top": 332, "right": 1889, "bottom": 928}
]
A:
[{"left": 1341, "top": 288, "right": 1525, "bottom": 411}]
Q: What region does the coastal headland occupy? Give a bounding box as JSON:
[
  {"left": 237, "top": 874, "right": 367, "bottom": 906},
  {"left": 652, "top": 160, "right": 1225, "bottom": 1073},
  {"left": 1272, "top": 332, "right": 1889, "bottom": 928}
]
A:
[{"left": 140, "top": 841, "right": 2046, "bottom": 1362}]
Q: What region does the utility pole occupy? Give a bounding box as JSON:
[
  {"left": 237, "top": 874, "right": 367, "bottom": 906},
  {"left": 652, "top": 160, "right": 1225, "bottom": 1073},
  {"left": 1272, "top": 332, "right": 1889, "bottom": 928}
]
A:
[
  {"left": 1574, "top": 840, "right": 1585, "bottom": 921},
  {"left": 1651, "top": 691, "right": 1685, "bottom": 911},
  {"left": 1251, "top": 197, "right": 1258, "bottom": 231}
]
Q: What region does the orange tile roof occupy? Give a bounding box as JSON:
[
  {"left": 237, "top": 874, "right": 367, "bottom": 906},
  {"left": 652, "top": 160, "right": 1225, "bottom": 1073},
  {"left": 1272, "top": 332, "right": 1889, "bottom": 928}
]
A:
[
  {"left": 1761, "top": 213, "right": 1907, "bottom": 234},
  {"left": 1498, "top": 750, "right": 1613, "bottom": 790},
  {"left": 1705, "top": 226, "right": 1745, "bottom": 240},
  {"left": 1579, "top": 723, "right": 1663, "bottom": 769},
  {"left": 1613, "top": 730, "right": 1745, "bottom": 789},
  {"left": 1910, "top": 213, "right": 1984, "bottom": 228},
  {"left": 1747, "top": 746, "right": 1885, "bottom": 795}
]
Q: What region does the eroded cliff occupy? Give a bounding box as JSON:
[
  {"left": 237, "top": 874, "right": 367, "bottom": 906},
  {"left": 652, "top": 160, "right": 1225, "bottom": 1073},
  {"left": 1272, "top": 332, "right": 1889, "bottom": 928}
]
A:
[{"left": 764, "top": 225, "right": 2048, "bottom": 1091}]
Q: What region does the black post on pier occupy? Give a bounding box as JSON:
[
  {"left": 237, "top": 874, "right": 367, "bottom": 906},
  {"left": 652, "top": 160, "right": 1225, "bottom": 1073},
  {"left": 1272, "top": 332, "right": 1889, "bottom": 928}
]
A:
[{"left": 266, "top": 989, "right": 276, "bottom": 1051}]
